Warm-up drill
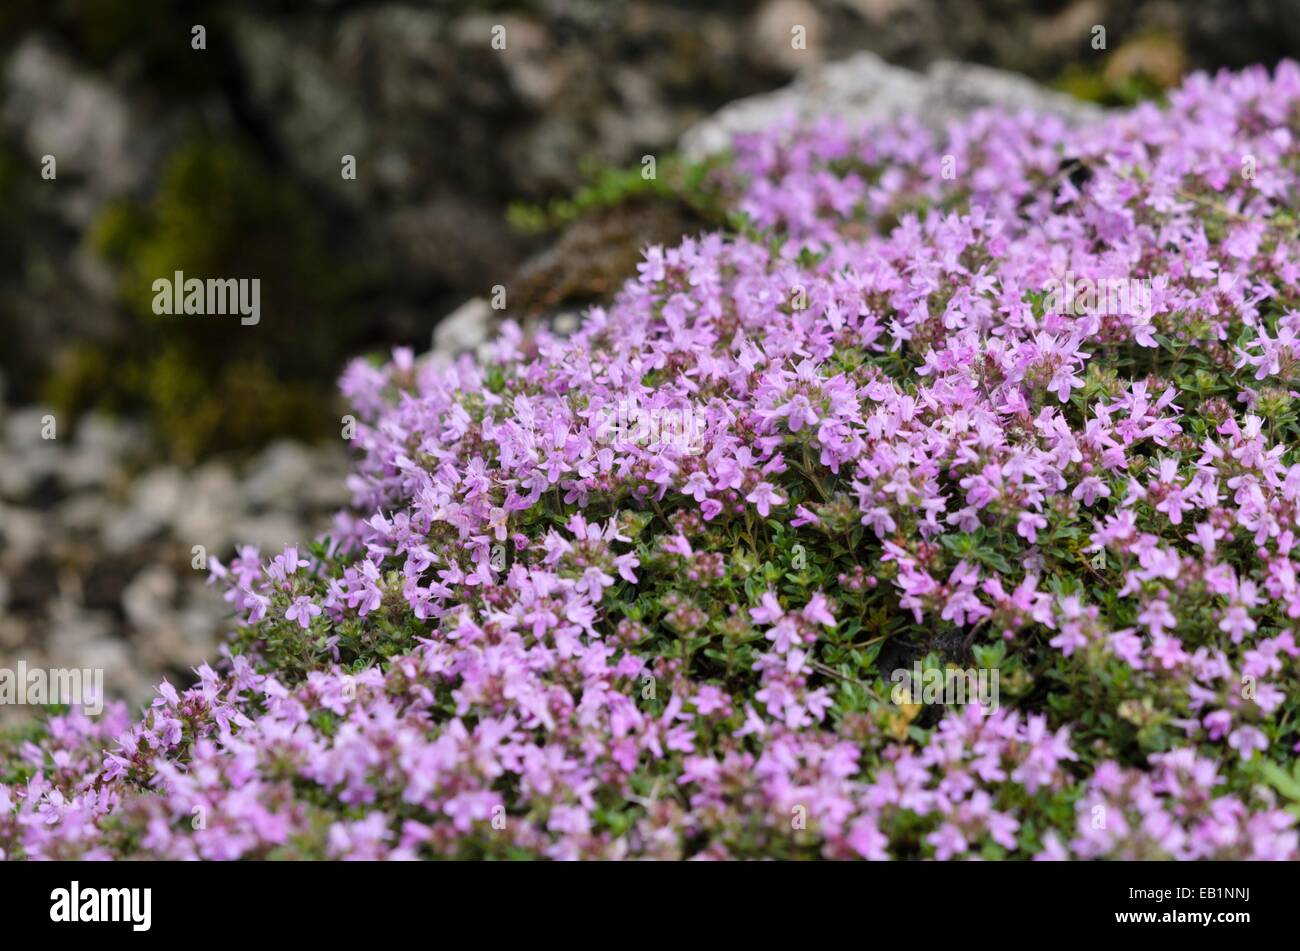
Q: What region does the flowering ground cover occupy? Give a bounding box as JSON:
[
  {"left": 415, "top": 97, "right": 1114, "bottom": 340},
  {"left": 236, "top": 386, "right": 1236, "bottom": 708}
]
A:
[{"left": 4, "top": 62, "right": 1300, "bottom": 860}]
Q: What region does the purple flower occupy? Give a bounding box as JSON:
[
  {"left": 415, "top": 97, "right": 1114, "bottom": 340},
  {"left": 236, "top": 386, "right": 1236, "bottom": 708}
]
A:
[{"left": 286, "top": 596, "right": 322, "bottom": 629}]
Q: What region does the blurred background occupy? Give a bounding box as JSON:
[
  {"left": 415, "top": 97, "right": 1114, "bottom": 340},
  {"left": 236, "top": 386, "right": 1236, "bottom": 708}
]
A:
[{"left": 0, "top": 0, "right": 1296, "bottom": 719}]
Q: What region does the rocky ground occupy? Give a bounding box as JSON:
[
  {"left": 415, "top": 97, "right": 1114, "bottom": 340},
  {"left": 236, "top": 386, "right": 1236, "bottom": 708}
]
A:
[{"left": 0, "top": 404, "right": 349, "bottom": 723}]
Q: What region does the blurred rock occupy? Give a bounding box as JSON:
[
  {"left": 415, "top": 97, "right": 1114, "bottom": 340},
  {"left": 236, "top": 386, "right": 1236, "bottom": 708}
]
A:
[
  {"left": 682, "top": 52, "right": 1104, "bottom": 160},
  {"left": 434, "top": 298, "right": 494, "bottom": 356},
  {"left": 0, "top": 410, "right": 351, "bottom": 723},
  {"left": 2, "top": 39, "right": 146, "bottom": 218},
  {"left": 230, "top": 514, "right": 308, "bottom": 555},
  {"left": 1106, "top": 34, "right": 1188, "bottom": 89},
  {"left": 1031, "top": 1, "right": 1107, "bottom": 55},
  {"left": 243, "top": 442, "right": 316, "bottom": 509},
  {"left": 754, "top": 0, "right": 827, "bottom": 74},
  {"left": 173, "top": 464, "right": 242, "bottom": 552},
  {"left": 0, "top": 504, "right": 43, "bottom": 563},
  {"left": 122, "top": 565, "right": 177, "bottom": 631}
]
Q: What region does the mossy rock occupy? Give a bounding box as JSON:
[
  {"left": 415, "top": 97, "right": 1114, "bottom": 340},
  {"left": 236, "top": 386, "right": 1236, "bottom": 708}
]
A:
[
  {"left": 507, "top": 155, "right": 728, "bottom": 317},
  {"left": 48, "top": 136, "right": 371, "bottom": 461},
  {"left": 512, "top": 197, "right": 710, "bottom": 317}
]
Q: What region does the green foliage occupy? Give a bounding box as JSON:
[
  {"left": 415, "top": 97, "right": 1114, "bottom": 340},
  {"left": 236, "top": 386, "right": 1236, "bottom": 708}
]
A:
[{"left": 507, "top": 153, "right": 730, "bottom": 234}]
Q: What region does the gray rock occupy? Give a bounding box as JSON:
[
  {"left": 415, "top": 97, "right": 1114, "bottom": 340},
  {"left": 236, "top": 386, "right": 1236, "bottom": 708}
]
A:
[
  {"left": 74, "top": 412, "right": 145, "bottom": 460},
  {"left": 4, "top": 404, "right": 58, "bottom": 452},
  {"left": 0, "top": 504, "right": 45, "bottom": 562},
  {"left": 55, "top": 494, "right": 112, "bottom": 535},
  {"left": 680, "top": 51, "right": 1103, "bottom": 160},
  {"left": 231, "top": 11, "right": 372, "bottom": 204},
  {"left": 0, "top": 457, "right": 36, "bottom": 499},
  {"left": 173, "top": 464, "right": 243, "bottom": 552},
  {"left": 45, "top": 602, "right": 113, "bottom": 653},
  {"left": 752, "top": 0, "right": 828, "bottom": 74},
  {"left": 2, "top": 39, "right": 165, "bottom": 220},
  {"left": 122, "top": 565, "right": 178, "bottom": 631},
  {"left": 230, "top": 514, "right": 307, "bottom": 555},
  {"left": 0, "top": 404, "right": 355, "bottom": 715},
  {"left": 60, "top": 444, "right": 115, "bottom": 492},
  {"left": 433, "top": 297, "right": 494, "bottom": 357},
  {"left": 138, "top": 589, "right": 225, "bottom": 670},
  {"left": 549, "top": 310, "right": 582, "bottom": 337},
  {"left": 0, "top": 614, "right": 24, "bottom": 651},
  {"left": 486, "top": 15, "right": 565, "bottom": 108},
  {"left": 102, "top": 504, "right": 155, "bottom": 554},
  {"left": 301, "top": 447, "right": 353, "bottom": 510},
  {"left": 242, "top": 441, "right": 317, "bottom": 510},
  {"left": 128, "top": 466, "right": 186, "bottom": 531}
]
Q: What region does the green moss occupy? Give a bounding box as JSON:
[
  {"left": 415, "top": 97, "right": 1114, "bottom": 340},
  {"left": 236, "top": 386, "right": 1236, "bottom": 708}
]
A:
[
  {"left": 1054, "top": 63, "right": 1167, "bottom": 107},
  {"left": 1049, "top": 31, "right": 1187, "bottom": 107},
  {"left": 505, "top": 153, "right": 733, "bottom": 317},
  {"left": 507, "top": 152, "right": 728, "bottom": 234},
  {"left": 51, "top": 136, "right": 371, "bottom": 461}
]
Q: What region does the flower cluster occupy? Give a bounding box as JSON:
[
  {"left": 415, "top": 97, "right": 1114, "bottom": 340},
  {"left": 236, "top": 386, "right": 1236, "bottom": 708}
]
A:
[{"left": 5, "top": 62, "right": 1300, "bottom": 859}]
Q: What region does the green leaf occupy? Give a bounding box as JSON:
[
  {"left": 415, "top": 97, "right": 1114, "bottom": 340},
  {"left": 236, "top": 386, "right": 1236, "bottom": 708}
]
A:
[{"left": 1259, "top": 761, "right": 1300, "bottom": 802}]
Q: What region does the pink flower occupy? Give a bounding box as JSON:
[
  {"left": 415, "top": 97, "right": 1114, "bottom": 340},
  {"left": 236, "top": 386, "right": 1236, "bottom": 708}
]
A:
[
  {"left": 286, "top": 596, "right": 322, "bottom": 629},
  {"left": 750, "top": 592, "right": 785, "bottom": 625},
  {"left": 1227, "top": 726, "right": 1267, "bottom": 760},
  {"left": 746, "top": 481, "right": 785, "bottom": 517}
]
